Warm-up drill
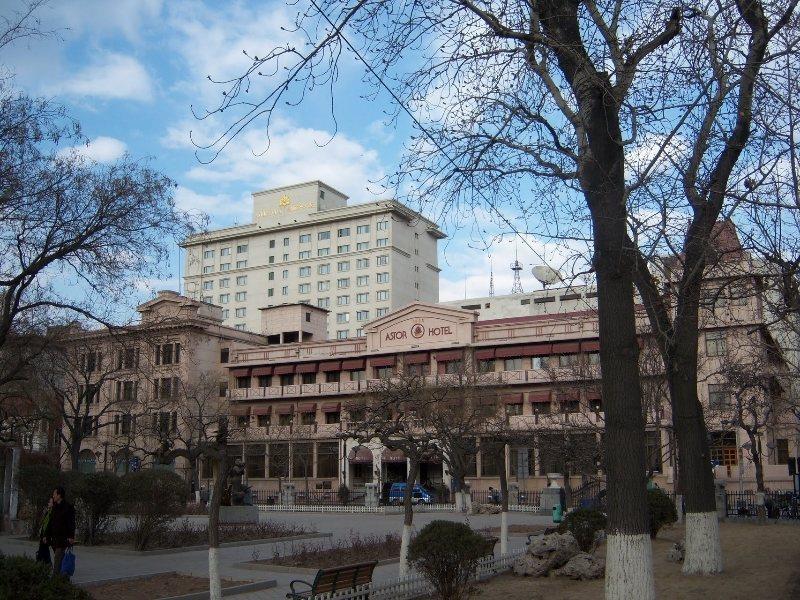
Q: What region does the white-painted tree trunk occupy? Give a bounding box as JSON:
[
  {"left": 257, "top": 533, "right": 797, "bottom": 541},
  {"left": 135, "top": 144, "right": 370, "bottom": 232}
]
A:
[
  {"left": 455, "top": 491, "right": 463, "bottom": 512},
  {"left": 209, "top": 547, "right": 222, "bottom": 600},
  {"left": 398, "top": 523, "right": 413, "bottom": 578},
  {"left": 605, "top": 533, "right": 655, "bottom": 600},
  {"left": 675, "top": 494, "right": 684, "bottom": 524},
  {"left": 500, "top": 511, "right": 508, "bottom": 555},
  {"left": 683, "top": 512, "right": 723, "bottom": 574}
]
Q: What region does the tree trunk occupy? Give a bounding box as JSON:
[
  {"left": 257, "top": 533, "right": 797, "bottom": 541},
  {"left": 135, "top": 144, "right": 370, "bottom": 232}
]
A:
[
  {"left": 399, "top": 459, "right": 420, "bottom": 578},
  {"left": 499, "top": 448, "right": 509, "bottom": 555},
  {"left": 70, "top": 439, "right": 81, "bottom": 471},
  {"left": 208, "top": 446, "right": 227, "bottom": 600},
  {"left": 748, "top": 431, "right": 767, "bottom": 523}
]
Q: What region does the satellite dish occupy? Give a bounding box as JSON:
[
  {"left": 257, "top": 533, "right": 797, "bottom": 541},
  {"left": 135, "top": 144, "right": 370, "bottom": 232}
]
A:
[{"left": 532, "top": 265, "right": 563, "bottom": 287}]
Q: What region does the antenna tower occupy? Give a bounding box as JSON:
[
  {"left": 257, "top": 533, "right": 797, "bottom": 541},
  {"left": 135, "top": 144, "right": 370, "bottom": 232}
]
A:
[
  {"left": 510, "top": 248, "right": 524, "bottom": 294},
  {"left": 488, "top": 255, "right": 495, "bottom": 297}
]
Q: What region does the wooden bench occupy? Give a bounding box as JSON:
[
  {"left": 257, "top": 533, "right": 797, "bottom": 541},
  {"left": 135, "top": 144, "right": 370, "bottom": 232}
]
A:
[{"left": 286, "top": 560, "right": 378, "bottom": 599}]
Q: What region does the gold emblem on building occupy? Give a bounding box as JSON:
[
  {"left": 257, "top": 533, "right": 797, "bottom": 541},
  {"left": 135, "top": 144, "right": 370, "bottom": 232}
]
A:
[{"left": 279, "top": 194, "right": 291, "bottom": 207}]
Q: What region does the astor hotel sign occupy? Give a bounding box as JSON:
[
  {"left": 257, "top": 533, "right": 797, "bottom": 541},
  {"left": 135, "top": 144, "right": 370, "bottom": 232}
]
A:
[
  {"left": 255, "top": 194, "right": 316, "bottom": 220},
  {"left": 376, "top": 317, "right": 463, "bottom": 349}
]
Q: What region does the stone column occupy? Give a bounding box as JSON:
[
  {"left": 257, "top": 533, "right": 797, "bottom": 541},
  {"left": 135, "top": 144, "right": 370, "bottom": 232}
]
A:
[
  {"left": 509, "top": 482, "right": 520, "bottom": 506},
  {"left": 282, "top": 482, "right": 296, "bottom": 506},
  {"left": 364, "top": 482, "right": 379, "bottom": 507},
  {"left": 714, "top": 480, "right": 727, "bottom": 521}
]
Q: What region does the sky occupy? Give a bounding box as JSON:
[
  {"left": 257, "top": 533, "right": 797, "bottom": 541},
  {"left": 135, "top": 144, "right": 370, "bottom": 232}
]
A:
[{"left": 1, "top": 0, "right": 577, "bottom": 310}]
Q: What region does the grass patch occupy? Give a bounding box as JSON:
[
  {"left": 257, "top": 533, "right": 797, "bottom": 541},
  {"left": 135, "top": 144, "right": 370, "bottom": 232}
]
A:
[{"left": 254, "top": 531, "right": 402, "bottom": 569}]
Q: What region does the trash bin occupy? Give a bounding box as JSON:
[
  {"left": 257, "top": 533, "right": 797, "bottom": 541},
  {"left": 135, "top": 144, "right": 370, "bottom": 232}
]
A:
[{"left": 552, "top": 504, "right": 563, "bottom": 523}]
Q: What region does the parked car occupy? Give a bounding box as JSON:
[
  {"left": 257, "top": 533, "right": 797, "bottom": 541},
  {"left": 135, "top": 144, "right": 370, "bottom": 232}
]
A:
[{"left": 388, "top": 483, "right": 433, "bottom": 505}]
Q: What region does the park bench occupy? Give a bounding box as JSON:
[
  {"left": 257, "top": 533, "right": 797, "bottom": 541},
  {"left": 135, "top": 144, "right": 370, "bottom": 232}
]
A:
[{"left": 286, "top": 560, "right": 378, "bottom": 599}]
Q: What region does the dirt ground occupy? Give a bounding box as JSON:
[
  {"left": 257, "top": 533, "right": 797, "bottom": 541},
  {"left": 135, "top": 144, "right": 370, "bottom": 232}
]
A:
[
  {"left": 83, "top": 573, "right": 248, "bottom": 600},
  {"left": 471, "top": 521, "right": 800, "bottom": 600},
  {"left": 480, "top": 524, "right": 549, "bottom": 536}
]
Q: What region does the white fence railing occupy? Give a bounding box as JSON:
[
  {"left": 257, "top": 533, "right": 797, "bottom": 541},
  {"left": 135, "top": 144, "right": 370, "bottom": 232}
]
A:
[
  {"left": 311, "top": 549, "right": 526, "bottom": 600},
  {"left": 257, "top": 503, "right": 541, "bottom": 514}
]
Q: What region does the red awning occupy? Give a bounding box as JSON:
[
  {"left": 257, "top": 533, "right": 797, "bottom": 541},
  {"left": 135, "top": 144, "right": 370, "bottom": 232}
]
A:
[
  {"left": 296, "top": 362, "right": 318, "bottom": 373},
  {"left": 274, "top": 404, "right": 293, "bottom": 414},
  {"left": 319, "top": 361, "right": 342, "bottom": 372},
  {"left": 587, "top": 389, "right": 602, "bottom": 401},
  {"left": 435, "top": 349, "right": 463, "bottom": 362},
  {"left": 252, "top": 366, "right": 273, "bottom": 377},
  {"left": 341, "top": 358, "right": 366, "bottom": 370},
  {"left": 495, "top": 344, "right": 551, "bottom": 358},
  {"left": 581, "top": 340, "right": 600, "bottom": 352},
  {"left": 298, "top": 403, "right": 316, "bottom": 413},
  {"left": 478, "top": 396, "right": 496, "bottom": 406},
  {"left": 273, "top": 364, "right": 295, "bottom": 375},
  {"left": 371, "top": 356, "right": 396, "bottom": 367},
  {"left": 252, "top": 406, "right": 272, "bottom": 415},
  {"left": 551, "top": 342, "right": 581, "bottom": 355},
  {"left": 230, "top": 368, "right": 250, "bottom": 377},
  {"left": 474, "top": 348, "right": 496, "bottom": 360},
  {"left": 230, "top": 406, "right": 250, "bottom": 416},
  {"left": 321, "top": 402, "right": 341, "bottom": 413},
  {"left": 503, "top": 393, "right": 524, "bottom": 405},
  {"left": 348, "top": 446, "right": 373, "bottom": 464},
  {"left": 404, "top": 352, "right": 429, "bottom": 365},
  {"left": 381, "top": 448, "right": 406, "bottom": 463},
  {"left": 529, "top": 390, "right": 552, "bottom": 403},
  {"left": 557, "top": 390, "right": 580, "bottom": 402}
]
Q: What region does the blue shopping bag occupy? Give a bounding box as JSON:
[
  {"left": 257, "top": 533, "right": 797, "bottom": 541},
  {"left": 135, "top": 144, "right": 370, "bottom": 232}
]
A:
[{"left": 60, "top": 547, "right": 76, "bottom": 577}]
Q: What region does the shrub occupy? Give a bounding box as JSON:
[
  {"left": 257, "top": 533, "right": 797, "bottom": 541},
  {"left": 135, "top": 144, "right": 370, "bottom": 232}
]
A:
[
  {"left": 0, "top": 552, "right": 91, "bottom": 600},
  {"left": 408, "top": 521, "right": 493, "bottom": 600},
  {"left": 557, "top": 508, "right": 607, "bottom": 552},
  {"left": 118, "top": 469, "right": 186, "bottom": 550},
  {"left": 72, "top": 472, "right": 120, "bottom": 545},
  {"left": 337, "top": 483, "right": 350, "bottom": 505},
  {"left": 647, "top": 488, "right": 677, "bottom": 539},
  {"left": 17, "top": 464, "right": 62, "bottom": 540}
]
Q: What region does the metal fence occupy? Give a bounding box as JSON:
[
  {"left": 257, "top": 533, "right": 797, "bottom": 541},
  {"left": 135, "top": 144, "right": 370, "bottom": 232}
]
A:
[{"left": 725, "top": 490, "right": 799, "bottom": 519}]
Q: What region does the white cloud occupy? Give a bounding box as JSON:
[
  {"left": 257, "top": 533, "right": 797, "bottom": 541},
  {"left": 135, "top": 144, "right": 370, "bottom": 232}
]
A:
[
  {"left": 173, "top": 186, "right": 251, "bottom": 224},
  {"left": 59, "top": 136, "right": 128, "bottom": 163},
  {"left": 52, "top": 0, "right": 164, "bottom": 43},
  {"left": 50, "top": 53, "right": 154, "bottom": 102}
]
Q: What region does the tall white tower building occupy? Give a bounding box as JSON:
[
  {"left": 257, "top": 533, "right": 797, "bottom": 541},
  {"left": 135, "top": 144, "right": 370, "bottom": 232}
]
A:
[{"left": 182, "top": 181, "right": 445, "bottom": 337}]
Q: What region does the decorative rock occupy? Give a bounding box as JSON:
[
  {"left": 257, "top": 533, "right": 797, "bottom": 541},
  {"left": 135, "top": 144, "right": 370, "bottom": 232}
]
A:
[
  {"left": 469, "top": 501, "right": 503, "bottom": 515},
  {"left": 513, "top": 532, "right": 580, "bottom": 577},
  {"left": 666, "top": 540, "right": 685, "bottom": 563},
  {"left": 552, "top": 552, "right": 605, "bottom": 580}
]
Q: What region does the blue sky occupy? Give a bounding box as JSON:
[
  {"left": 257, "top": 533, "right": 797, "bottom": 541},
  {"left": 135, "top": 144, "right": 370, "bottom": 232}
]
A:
[{"left": 2, "top": 0, "right": 572, "bottom": 309}]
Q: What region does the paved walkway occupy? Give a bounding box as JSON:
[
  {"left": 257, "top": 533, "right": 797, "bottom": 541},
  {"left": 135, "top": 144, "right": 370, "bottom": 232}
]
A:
[{"left": 1, "top": 511, "right": 552, "bottom": 599}]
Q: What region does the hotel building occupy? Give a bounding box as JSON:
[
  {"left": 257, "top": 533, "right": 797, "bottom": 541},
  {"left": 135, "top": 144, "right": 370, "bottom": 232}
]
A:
[{"left": 181, "top": 181, "right": 445, "bottom": 338}]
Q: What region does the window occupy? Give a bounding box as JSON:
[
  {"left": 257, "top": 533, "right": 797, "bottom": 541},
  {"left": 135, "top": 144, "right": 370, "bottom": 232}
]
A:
[
  {"left": 337, "top": 295, "right": 349, "bottom": 306},
  {"left": 532, "top": 356, "right": 548, "bottom": 369},
  {"left": 280, "top": 373, "right": 294, "bottom": 386},
  {"left": 298, "top": 283, "right": 311, "bottom": 294},
  {"left": 235, "top": 291, "right": 247, "bottom": 301},
  {"left": 269, "top": 256, "right": 275, "bottom": 264},
  {"left": 318, "top": 264, "right": 330, "bottom": 275},
  {"left": 356, "top": 242, "right": 369, "bottom": 251},
  {"left": 705, "top": 331, "right": 726, "bottom": 356},
  {"left": 299, "top": 266, "right": 311, "bottom": 277},
  {"left": 357, "top": 224, "right": 370, "bottom": 234},
  {"left": 377, "top": 290, "right": 389, "bottom": 301},
  {"left": 239, "top": 261, "right": 251, "bottom": 271},
  {"left": 709, "top": 431, "right": 738, "bottom": 466},
  {"left": 337, "top": 278, "right": 350, "bottom": 289},
  {"left": 235, "top": 307, "right": 246, "bottom": 318},
  {"left": 444, "top": 360, "right": 463, "bottom": 374},
  {"left": 234, "top": 324, "right": 245, "bottom": 330},
  {"left": 299, "top": 251, "right": 311, "bottom": 259},
  {"left": 237, "top": 244, "right": 248, "bottom": 253},
  {"left": 337, "top": 312, "right": 350, "bottom": 324},
  {"left": 218, "top": 380, "right": 228, "bottom": 397},
  {"left": 407, "top": 363, "right": 430, "bottom": 376},
  {"left": 318, "top": 280, "right": 331, "bottom": 291},
  {"left": 218, "top": 293, "right": 229, "bottom": 303},
  {"left": 477, "top": 359, "right": 495, "bottom": 373},
  {"left": 156, "top": 343, "right": 181, "bottom": 365},
  {"left": 337, "top": 244, "right": 350, "bottom": 253},
  {"left": 375, "top": 366, "right": 394, "bottom": 379},
  {"left": 506, "top": 402, "right": 523, "bottom": 416},
  {"left": 708, "top": 384, "right": 730, "bottom": 409},
  {"left": 269, "top": 443, "right": 289, "bottom": 477},
  {"left": 356, "top": 293, "right": 369, "bottom": 304},
  {"left": 377, "top": 255, "right": 389, "bottom": 266},
  {"left": 236, "top": 275, "right": 247, "bottom": 285},
  {"left": 282, "top": 286, "right": 288, "bottom": 296},
  {"left": 202, "top": 266, "right": 213, "bottom": 274},
  {"left": 356, "top": 258, "right": 370, "bottom": 269},
  {"left": 377, "top": 220, "right": 389, "bottom": 230},
  {"left": 202, "top": 295, "right": 213, "bottom": 303},
  {"left": 269, "top": 239, "right": 275, "bottom": 248},
  {"left": 220, "top": 348, "right": 230, "bottom": 363},
  {"left": 203, "top": 281, "right": 213, "bottom": 290},
  {"left": 337, "top": 330, "right": 349, "bottom": 339},
  {"left": 220, "top": 247, "right": 231, "bottom": 256},
  {"left": 301, "top": 372, "right": 316, "bottom": 384},
  {"left": 283, "top": 237, "right": 290, "bottom": 246},
  {"left": 318, "top": 231, "right": 330, "bottom": 240},
  {"left": 318, "top": 247, "right": 330, "bottom": 256},
  {"left": 257, "top": 414, "right": 270, "bottom": 427},
  {"left": 246, "top": 445, "right": 265, "bottom": 478},
  {"left": 559, "top": 353, "right": 579, "bottom": 367},
  {"left": 219, "top": 278, "right": 230, "bottom": 288},
  {"left": 355, "top": 328, "right": 364, "bottom": 337},
  {"left": 278, "top": 413, "right": 292, "bottom": 426},
  {"left": 292, "top": 443, "right": 314, "bottom": 477},
  {"left": 776, "top": 439, "right": 790, "bottom": 464},
  {"left": 645, "top": 431, "right": 662, "bottom": 473},
  {"left": 376, "top": 307, "right": 389, "bottom": 317},
  {"left": 377, "top": 272, "right": 390, "bottom": 283},
  {"left": 220, "top": 263, "right": 230, "bottom": 271},
  {"left": 267, "top": 289, "right": 274, "bottom": 297},
  {"left": 504, "top": 357, "right": 525, "bottom": 371},
  {"left": 236, "top": 375, "right": 251, "bottom": 389},
  {"left": 299, "top": 233, "right": 311, "bottom": 243},
  {"left": 325, "top": 371, "right": 340, "bottom": 383},
  {"left": 280, "top": 254, "right": 287, "bottom": 261},
  {"left": 587, "top": 352, "right": 600, "bottom": 365},
  {"left": 338, "top": 227, "right": 350, "bottom": 237},
  {"left": 282, "top": 269, "right": 289, "bottom": 279},
  {"left": 337, "top": 261, "right": 350, "bottom": 272},
  {"left": 317, "top": 297, "right": 330, "bottom": 309},
  {"left": 356, "top": 276, "right": 369, "bottom": 287},
  {"left": 204, "top": 249, "right": 215, "bottom": 259},
  {"left": 257, "top": 374, "right": 271, "bottom": 387},
  {"left": 154, "top": 377, "right": 180, "bottom": 399},
  {"left": 349, "top": 369, "right": 366, "bottom": 381},
  {"left": 266, "top": 272, "right": 274, "bottom": 282},
  {"left": 221, "top": 308, "right": 229, "bottom": 318},
  {"left": 376, "top": 238, "right": 388, "bottom": 247}
]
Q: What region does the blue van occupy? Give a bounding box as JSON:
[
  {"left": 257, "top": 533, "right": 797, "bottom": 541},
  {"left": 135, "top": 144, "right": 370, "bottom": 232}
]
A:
[{"left": 388, "top": 483, "right": 433, "bottom": 505}]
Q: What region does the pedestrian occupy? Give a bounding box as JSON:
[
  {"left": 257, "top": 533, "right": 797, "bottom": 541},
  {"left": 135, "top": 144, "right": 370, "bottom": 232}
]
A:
[
  {"left": 43, "top": 486, "right": 75, "bottom": 577},
  {"left": 35, "top": 498, "right": 53, "bottom": 565},
  {"left": 489, "top": 486, "right": 500, "bottom": 504}
]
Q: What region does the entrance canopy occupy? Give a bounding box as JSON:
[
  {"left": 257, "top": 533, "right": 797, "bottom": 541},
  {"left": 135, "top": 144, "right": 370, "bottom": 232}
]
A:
[
  {"left": 348, "top": 446, "right": 374, "bottom": 464},
  {"left": 381, "top": 448, "right": 406, "bottom": 463}
]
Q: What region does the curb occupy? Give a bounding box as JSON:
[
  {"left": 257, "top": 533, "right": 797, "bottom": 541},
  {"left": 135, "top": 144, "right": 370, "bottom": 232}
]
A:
[
  {"left": 158, "top": 579, "right": 277, "bottom": 600},
  {"left": 91, "top": 532, "right": 332, "bottom": 555}
]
